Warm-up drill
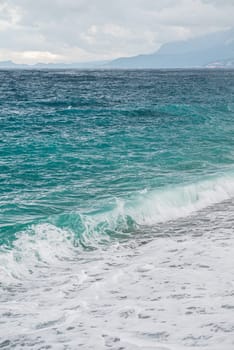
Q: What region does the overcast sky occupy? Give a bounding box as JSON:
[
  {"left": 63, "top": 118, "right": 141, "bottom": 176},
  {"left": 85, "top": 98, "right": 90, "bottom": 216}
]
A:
[{"left": 0, "top": 0, "right": 234, "bottom": 63}]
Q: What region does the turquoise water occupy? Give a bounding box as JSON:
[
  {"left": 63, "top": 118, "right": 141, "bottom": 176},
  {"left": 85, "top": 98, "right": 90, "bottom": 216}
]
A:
[
  {"left": 1, "top": 70, "right": 234, "bottom": 349},
  {"left": 1, "top": 70, "right": 234, "bottom": 246}
]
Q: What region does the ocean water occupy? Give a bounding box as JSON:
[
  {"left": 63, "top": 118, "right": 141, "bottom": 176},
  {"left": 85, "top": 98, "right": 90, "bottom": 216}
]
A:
[{"left": 0, "top": 69, "right": 234, "bottom": 349}]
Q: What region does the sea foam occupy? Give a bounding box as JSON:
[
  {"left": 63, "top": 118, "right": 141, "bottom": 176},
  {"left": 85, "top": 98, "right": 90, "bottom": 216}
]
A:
[{"left": 1, "top": 173, "right": 234, "bottom": 284}]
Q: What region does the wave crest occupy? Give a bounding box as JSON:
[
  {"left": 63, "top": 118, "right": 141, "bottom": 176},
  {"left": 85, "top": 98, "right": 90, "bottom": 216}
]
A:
[{"left": 1, "top": 174, "right": 234, "bottom": 283}]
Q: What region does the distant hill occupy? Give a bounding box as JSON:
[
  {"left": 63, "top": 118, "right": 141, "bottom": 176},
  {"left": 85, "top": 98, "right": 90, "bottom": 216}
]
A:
[
  {"left": 107, "top": 28, "right": 234, "bottom": 68},
  {"left": 0, "top": 60, "right": 108, "bottom": 69},
  {"left": 1, "top": 29, "right": 234, "bottom": 69},
  {"left": 205, "top": 58, "right": 234, "bottom": 68},
  {"left": 0, "top": 60, "right": 27, "bottom": 68}
]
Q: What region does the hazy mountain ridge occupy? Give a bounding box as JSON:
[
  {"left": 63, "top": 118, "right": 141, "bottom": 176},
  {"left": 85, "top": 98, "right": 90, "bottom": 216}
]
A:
[
  {"left": 0, "top": 60, "right": 108, "bottom": 69},
  {"left": 1, "top": 29, "right": 234, "bottom": 69},
  {"left": 205, "top": 58, "right": 234, "bottom": 68},
  {"left": 108, "top": 28, "right": 234, "bottom": 68}
]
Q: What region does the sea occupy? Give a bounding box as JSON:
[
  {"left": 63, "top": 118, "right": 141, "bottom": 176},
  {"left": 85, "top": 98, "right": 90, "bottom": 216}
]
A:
[{"left": 0, "top": 69, "right": 234, "bottom": 350}]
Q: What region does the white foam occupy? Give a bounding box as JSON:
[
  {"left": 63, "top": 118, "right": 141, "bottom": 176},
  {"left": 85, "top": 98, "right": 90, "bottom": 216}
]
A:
[
  {"left": 126, "top": 174, "right": 234, "bottom": 225},
  {"left": 0, "top": 224, "right": 76, "bottom": 283},
  {"left": 1, "top": 174, "right": 234, "bottom": 284},
  {"left": 0, "top": 184, "right": 234, "bottom": 349}
]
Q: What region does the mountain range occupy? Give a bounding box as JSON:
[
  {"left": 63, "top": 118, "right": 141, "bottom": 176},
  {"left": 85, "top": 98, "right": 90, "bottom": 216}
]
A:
[
  {"left": 1, "top": 28, "right": 234, "bottom": 69},
  {"left": 0, "top": 60, "right": 108, "bottom": 69},
  {"left": 108, "top": 28, "right": 234, "bottom": 68}
]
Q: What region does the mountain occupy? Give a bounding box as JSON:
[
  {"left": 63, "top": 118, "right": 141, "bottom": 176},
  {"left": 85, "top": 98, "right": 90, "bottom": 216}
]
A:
[
  {"left": 107, "top": 28, "right": 234, "bottom": 68},
  {"left": 0, "top": 60, "right": 28, "bottom": 68},
  {"left": 1, "top": 29, "right": 234, "bottom": 69},
  {"left": 205, "top": 58, "right": 234, "bottom": 68},
  {"left": 0, "top": 60, "right": 108, "bottom": 69}
]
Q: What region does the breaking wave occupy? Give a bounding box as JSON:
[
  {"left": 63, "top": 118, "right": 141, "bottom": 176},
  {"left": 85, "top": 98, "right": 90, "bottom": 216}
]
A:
[{"left": 1, "top": 173, "right": 234, "bottom": 284}]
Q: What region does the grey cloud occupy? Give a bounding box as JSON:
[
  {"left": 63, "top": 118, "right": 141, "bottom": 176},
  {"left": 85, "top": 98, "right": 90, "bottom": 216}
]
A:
[{"left": 0, "top": 0, "right": 234, "bottom": 63}]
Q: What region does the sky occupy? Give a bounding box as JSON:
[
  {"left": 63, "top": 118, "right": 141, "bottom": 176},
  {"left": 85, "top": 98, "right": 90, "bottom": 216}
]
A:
[{"left": 0, "top": 0, "right": 234, "bottom": 64}]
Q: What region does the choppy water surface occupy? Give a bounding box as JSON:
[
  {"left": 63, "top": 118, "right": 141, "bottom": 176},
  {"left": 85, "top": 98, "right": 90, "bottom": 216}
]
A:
[{"left": 0, "top": 69, "right": 234, "bottom": 349}]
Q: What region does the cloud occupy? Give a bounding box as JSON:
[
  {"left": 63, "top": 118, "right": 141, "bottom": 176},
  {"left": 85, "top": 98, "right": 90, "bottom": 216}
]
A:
[{"left": 0, "top": 0, "right": 233, "bottom": 63}]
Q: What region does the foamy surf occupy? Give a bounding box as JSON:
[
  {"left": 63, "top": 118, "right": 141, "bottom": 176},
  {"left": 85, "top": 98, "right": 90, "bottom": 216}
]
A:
[
  {"left": 1, "top": 173, "right": 234, "bottom": 285},
  {"left": 128, "top": 173, "right": 234, "bottom": 224},
  {"left": 1, "top": 197, "right": 234, "bottom": 349},
  {"left": 1, "top": 69, "right": 234, "bottom": 349}
]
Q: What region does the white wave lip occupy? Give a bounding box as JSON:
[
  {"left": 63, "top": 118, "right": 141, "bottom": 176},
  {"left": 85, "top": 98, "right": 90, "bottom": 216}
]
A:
[
  {"left": 126, "top": 175, "right": 234, "bottom": 225},
  {"left": 0, "top": 174, "right": 234, "bottom": 284}
]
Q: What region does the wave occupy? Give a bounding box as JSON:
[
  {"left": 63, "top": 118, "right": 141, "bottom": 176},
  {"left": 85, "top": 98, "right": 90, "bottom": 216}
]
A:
[
  {"left": 128, "top": 174, "right": 234, "bottom": 224},
  {"left": 1, "top": 173, "right": 234, "bottom": 283},
  {"left": 76, "top": 173, "right": 234, "bottom": 232}
]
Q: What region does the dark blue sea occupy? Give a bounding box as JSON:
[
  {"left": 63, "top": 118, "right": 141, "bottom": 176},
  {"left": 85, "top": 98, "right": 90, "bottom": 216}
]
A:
[{"left": 0, "top": 69, "right": 234, "bottom": 349}]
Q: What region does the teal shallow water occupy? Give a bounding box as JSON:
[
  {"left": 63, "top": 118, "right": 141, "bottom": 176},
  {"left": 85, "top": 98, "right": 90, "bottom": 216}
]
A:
[
  {"left": 1, "top": 69, "right": 234, "bottom": 350},
  {"left": 1, "top": 69, "right": 234, "bottom": 246}
]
